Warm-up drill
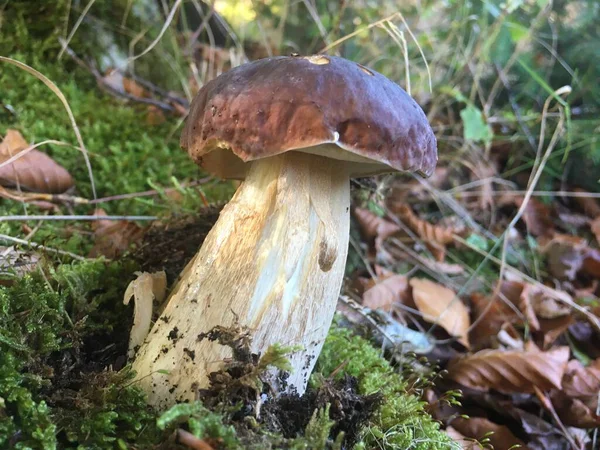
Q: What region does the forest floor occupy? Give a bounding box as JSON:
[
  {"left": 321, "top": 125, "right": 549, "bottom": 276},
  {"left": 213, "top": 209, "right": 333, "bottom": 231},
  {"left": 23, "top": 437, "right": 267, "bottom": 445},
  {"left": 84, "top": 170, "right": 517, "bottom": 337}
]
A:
[{"left": 1, "top": 1, "right": 599, "bottom": 449}]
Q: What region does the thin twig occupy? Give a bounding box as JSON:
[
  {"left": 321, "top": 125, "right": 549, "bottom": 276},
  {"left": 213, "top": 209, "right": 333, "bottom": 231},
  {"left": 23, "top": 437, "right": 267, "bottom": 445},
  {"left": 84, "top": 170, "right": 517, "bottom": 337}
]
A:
[
  {"left": 0, "top": 234, "right": 87, "bottom": 261},
  {"left": 127, "top": 0, "right": 183, "bottom": 62},
  {"left": 58, "top": 0, "right": 98, "bottom": 59},
  {"left": 450, "top": 190, "right": 600, "bottom": 199},
  {"left": 89, "top": 177, "right": 212, "bottom": 204},
  {"left": 0, "top": 57, "right": 97, "bottom": 199},
  {"left": 0, "top": 215, "right": 157, "bottom": 222}
]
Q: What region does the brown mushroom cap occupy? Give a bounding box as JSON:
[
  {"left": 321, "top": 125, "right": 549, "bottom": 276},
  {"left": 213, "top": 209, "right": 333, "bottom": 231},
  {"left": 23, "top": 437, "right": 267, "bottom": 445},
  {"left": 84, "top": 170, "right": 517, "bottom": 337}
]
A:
[{"left": 181, "top": 55, "right": 437, "bottom": 179}]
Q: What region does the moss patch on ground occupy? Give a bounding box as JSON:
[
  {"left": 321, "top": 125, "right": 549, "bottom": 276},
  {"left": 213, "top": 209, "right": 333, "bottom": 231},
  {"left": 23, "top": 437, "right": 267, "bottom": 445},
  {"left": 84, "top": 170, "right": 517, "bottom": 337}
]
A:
[{"left": 0, "top": 257, "right": 454, "bottom": 449}]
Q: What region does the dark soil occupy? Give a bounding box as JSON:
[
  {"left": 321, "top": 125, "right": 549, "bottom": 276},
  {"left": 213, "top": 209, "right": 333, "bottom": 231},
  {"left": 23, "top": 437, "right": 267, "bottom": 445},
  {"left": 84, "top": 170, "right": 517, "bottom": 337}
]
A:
[
  {"left": 196, "top": 325, "right": 381, "bottom": 448},
  {"left": 264, "top": 376, "right": 382, "bottom": 447},
  {"left": 134, "top": 205, "right": 222, "bottom": 283}
]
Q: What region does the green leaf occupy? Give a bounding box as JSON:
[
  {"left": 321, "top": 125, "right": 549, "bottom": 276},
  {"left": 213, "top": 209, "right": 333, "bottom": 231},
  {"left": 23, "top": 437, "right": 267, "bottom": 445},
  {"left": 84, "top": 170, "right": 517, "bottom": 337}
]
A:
[
  {"left": 506, "top": 21, "right": 529, "bottom": 42},
  {"left": 460, "top": 105, "right": 494, "bottom": 144}
]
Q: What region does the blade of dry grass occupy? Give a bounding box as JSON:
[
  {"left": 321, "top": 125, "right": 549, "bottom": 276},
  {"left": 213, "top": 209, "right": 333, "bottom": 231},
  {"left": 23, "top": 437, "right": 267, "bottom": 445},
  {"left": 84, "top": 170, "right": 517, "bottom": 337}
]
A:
[{"left": 0, "top": 57, "right": 97, "bottom": 199}]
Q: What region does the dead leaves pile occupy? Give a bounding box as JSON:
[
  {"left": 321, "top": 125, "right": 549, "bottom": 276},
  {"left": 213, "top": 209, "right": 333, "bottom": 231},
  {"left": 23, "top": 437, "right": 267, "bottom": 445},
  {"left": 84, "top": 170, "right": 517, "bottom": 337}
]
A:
[{"left": 349, "top": 180, "right": 600, "bottom": 449}]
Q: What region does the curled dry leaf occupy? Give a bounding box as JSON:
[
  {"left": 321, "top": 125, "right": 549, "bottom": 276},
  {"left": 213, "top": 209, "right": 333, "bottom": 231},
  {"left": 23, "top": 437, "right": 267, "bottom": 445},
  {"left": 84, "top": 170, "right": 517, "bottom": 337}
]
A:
[
  {"left": 394, "top": 203, "right": 465, "bottom": 261},
  {"left": 353, "top": 207, "right": 400, "bottom": 244},
  {"left": 362, "top": 274, "right": 409, "bottom": 312},
  {"left": 0, "top": 129, "right": 74, "bottom": 194},
  {"left": 89, "top": 209, "right": 146, "bottom": 259},
  {"left": 409, "top": 278, "right": 470, "bottom": 348},
  {"left": 520, "top": 283, "right": 571, "bottom": 323},
  {"left": 541, "top": 234, "right": 588, "bottom": 281},
  {"left": 517, "top": 197, "right": 555, "bottom": 237},
  {"left": 562, "top": 358, "right": 600, "bottom": 401},
  {"left": 447, "top": 346, "right": 569, "bottom": 393},
  {"left": 550, "top": 390, "right": 600, "bottom": 428},
  {"left": 124, "top": 271, "right": 167, "bottom": 358},
  {"left": 450, "top": 417, "right": 530, "bottom": 450}
]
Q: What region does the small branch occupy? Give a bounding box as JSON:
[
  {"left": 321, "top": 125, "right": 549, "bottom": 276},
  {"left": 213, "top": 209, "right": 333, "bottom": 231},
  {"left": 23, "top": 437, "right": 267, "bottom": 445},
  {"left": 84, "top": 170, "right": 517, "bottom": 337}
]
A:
[
  {"left": 0, "top": 215, "right": 157, "bottom": 222},
  {"left": 0, "top": 234, "right": 87, "bottom": 261},
  {"left": 59, "top": 39, "right": 188, "bottom": 114},
  {"left": 89, "top": 177, "right": 212, "bottom": 204}
]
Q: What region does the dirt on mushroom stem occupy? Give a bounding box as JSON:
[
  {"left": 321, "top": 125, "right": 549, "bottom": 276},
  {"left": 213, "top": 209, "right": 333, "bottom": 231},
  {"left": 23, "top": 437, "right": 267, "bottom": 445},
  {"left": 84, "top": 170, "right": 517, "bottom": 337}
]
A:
[{"left": 131, "top": 151, "right": 351, "bottom": 408}]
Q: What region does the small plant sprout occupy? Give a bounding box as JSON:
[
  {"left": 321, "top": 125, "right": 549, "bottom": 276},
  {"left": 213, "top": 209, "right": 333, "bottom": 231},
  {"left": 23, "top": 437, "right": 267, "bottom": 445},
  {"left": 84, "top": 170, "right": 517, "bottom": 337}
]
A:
[{"left": 131, "top": 55, "right": 437, "bottom": 408}]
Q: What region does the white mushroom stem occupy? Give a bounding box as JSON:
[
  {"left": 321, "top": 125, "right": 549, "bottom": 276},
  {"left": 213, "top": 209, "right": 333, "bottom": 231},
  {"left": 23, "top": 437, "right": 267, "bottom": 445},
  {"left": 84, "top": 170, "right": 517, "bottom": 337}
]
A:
[{"left": 132, "top": 151, "right": 350, "bottom": 408}]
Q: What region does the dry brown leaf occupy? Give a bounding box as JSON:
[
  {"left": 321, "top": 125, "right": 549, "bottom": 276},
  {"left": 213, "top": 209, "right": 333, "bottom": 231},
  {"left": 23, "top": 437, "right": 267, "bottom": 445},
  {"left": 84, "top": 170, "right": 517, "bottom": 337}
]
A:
[
  {"left": 541, "top": 234, "right": 588, "bottom": 281},
  {"left": 550, "top": 390, "right": 600, "bottom": 428},
  {"left": 447, "top": 346, "right": 569, "bottom": 393},
  {"left": 444, "top": 426, "right": 477, "bottom": 449},
  {"left": 409, "top": 278, "right": 470, "bottom": 348},
  {"left": 469, "top": 292, "right": 517, "bottom": 348},
  {"left": 517, "top": 197, "right": 555, "bottom": 237},
  {"left": 394, "top": 203, "right": 465, "bottom": 262},
  {"left": 583, "top": 248, "right": 600, "bottom": 277},
  {"left": 562, "top": 358, "right": 600, "bottom": 400},
  {"left": 88, "top": 209, "right": 146, "bottom": 258},
  {"left": 591, "top": 216, "right": 600, "bottom": 245},
  {"left": 573, "top": 188, "right": 600, "bottom": 218},
  {"left": 0, "top": 129, "right": 74, "bottom": 193},
  {"left": 102, "top": 69, "right": 150, "bottom": 98},
  {"left": 353, "top": 207, "right": 400, "bottom": 243},
  {"left": 450, "top": 417, "right": 530, "bottom": 450},
  {"left": 146, "top": 105, "right": 166, "bottom": 126},
  {"left": 362, "top": 274, "right": 409, "bottom": 312},
  {"left": 520, "top": 283, "right": 571, "bottom": 321},
  {"left": 539, "top": 315, "right": 575, "bottom": 348}
]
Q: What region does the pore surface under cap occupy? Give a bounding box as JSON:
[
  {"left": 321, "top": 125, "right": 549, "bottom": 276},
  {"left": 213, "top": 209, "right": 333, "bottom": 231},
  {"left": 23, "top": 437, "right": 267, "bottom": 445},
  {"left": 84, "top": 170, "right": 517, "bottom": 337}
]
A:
[{"left": 181, "top": 55, "right": 437, "bottom": 177}]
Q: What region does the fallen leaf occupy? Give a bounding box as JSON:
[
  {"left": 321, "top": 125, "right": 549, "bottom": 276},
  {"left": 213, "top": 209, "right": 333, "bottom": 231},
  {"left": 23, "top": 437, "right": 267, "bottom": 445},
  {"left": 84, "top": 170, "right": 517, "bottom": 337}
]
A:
[
  {"left": 88, "top": 209, "right": 146, "bottom": 258},
  {"left": 538, "top": 315, "right": 575, "bottom": 348},
  {"left": 550, "top": 390, "right": 600, "bottom": 428},
  {"left": 583, "top": 248, "right": 600, "bottom": 277},
  {"left": 353, "top": 207, "right": 400, "bottom": 244},
  {"left": 146, "top": 105, "right": 166, "bottom": 125},
  {"left": 521, "top": 283, "right": 571, "bottom": 322},
  {"left": 562, "top": 358, "right": 600, "bottom": 401},
  {"left": 362, "top": 274, "right": 409, "bottom": 312},
  {"left": 409, "top": 278, "right": 470, "bottom": 348},
  {"left": 123, "top": 271, "right": 167, "bottom": 358},
  {"left": 450, "top": 417, "right": 530, "bottom": 450},
  {"left": 444, "top": 426, "right": 477, "bottom": 449},
  {"left": 447, "top": 346, "right": 569, "bottom": 393},
  {"left": 517, "top": 197, "right": 555, "bottom": 237},
  {"left": 573, "top": 188, "right": 600, "bottom": 218},
  {"left": 469, "top": 292, "right": 516, "bottom": 348},
  {"left": 541, "top": 234, "right": 588, "bottom": 281},
  {"left": 102, "top": 69, "right": 150, "bottom": 98},
  {"left": 591, "top": 216, "right": 600, "bottom": 245},
  {"left": 0, "top": 129, "right": 74, "bottom": 193},
  {"left": 394, "top": 203, "right": 465, "bottom": 262}
]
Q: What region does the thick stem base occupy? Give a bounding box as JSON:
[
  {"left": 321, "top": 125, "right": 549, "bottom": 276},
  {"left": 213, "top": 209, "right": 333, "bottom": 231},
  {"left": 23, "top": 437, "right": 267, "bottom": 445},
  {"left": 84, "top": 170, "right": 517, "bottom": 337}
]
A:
[{"left": 132, "top": 152, "right": 350, "bottom": 408}]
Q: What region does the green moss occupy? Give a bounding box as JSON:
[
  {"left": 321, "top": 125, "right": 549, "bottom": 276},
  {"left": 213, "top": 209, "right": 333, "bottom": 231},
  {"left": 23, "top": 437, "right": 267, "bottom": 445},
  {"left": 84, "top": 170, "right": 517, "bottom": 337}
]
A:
[
  {"left": 316, "top": 324, "right": 458, "bottom": 450},
  {"left": 158, "top": 402, "right": 240, "bottom": 448},
  {"left": 0, "top": 258, "right": 162, "bottom": 449},
  {"left": 0, "top": 3, "right": 234, "bottom": 254}
]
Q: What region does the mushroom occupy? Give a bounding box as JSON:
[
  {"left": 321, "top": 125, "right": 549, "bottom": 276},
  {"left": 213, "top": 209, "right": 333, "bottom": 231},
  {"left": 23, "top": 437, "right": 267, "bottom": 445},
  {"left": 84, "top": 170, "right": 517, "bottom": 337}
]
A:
[{"left": 132, "top": 55, "right": 437, "bottom": 408}]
